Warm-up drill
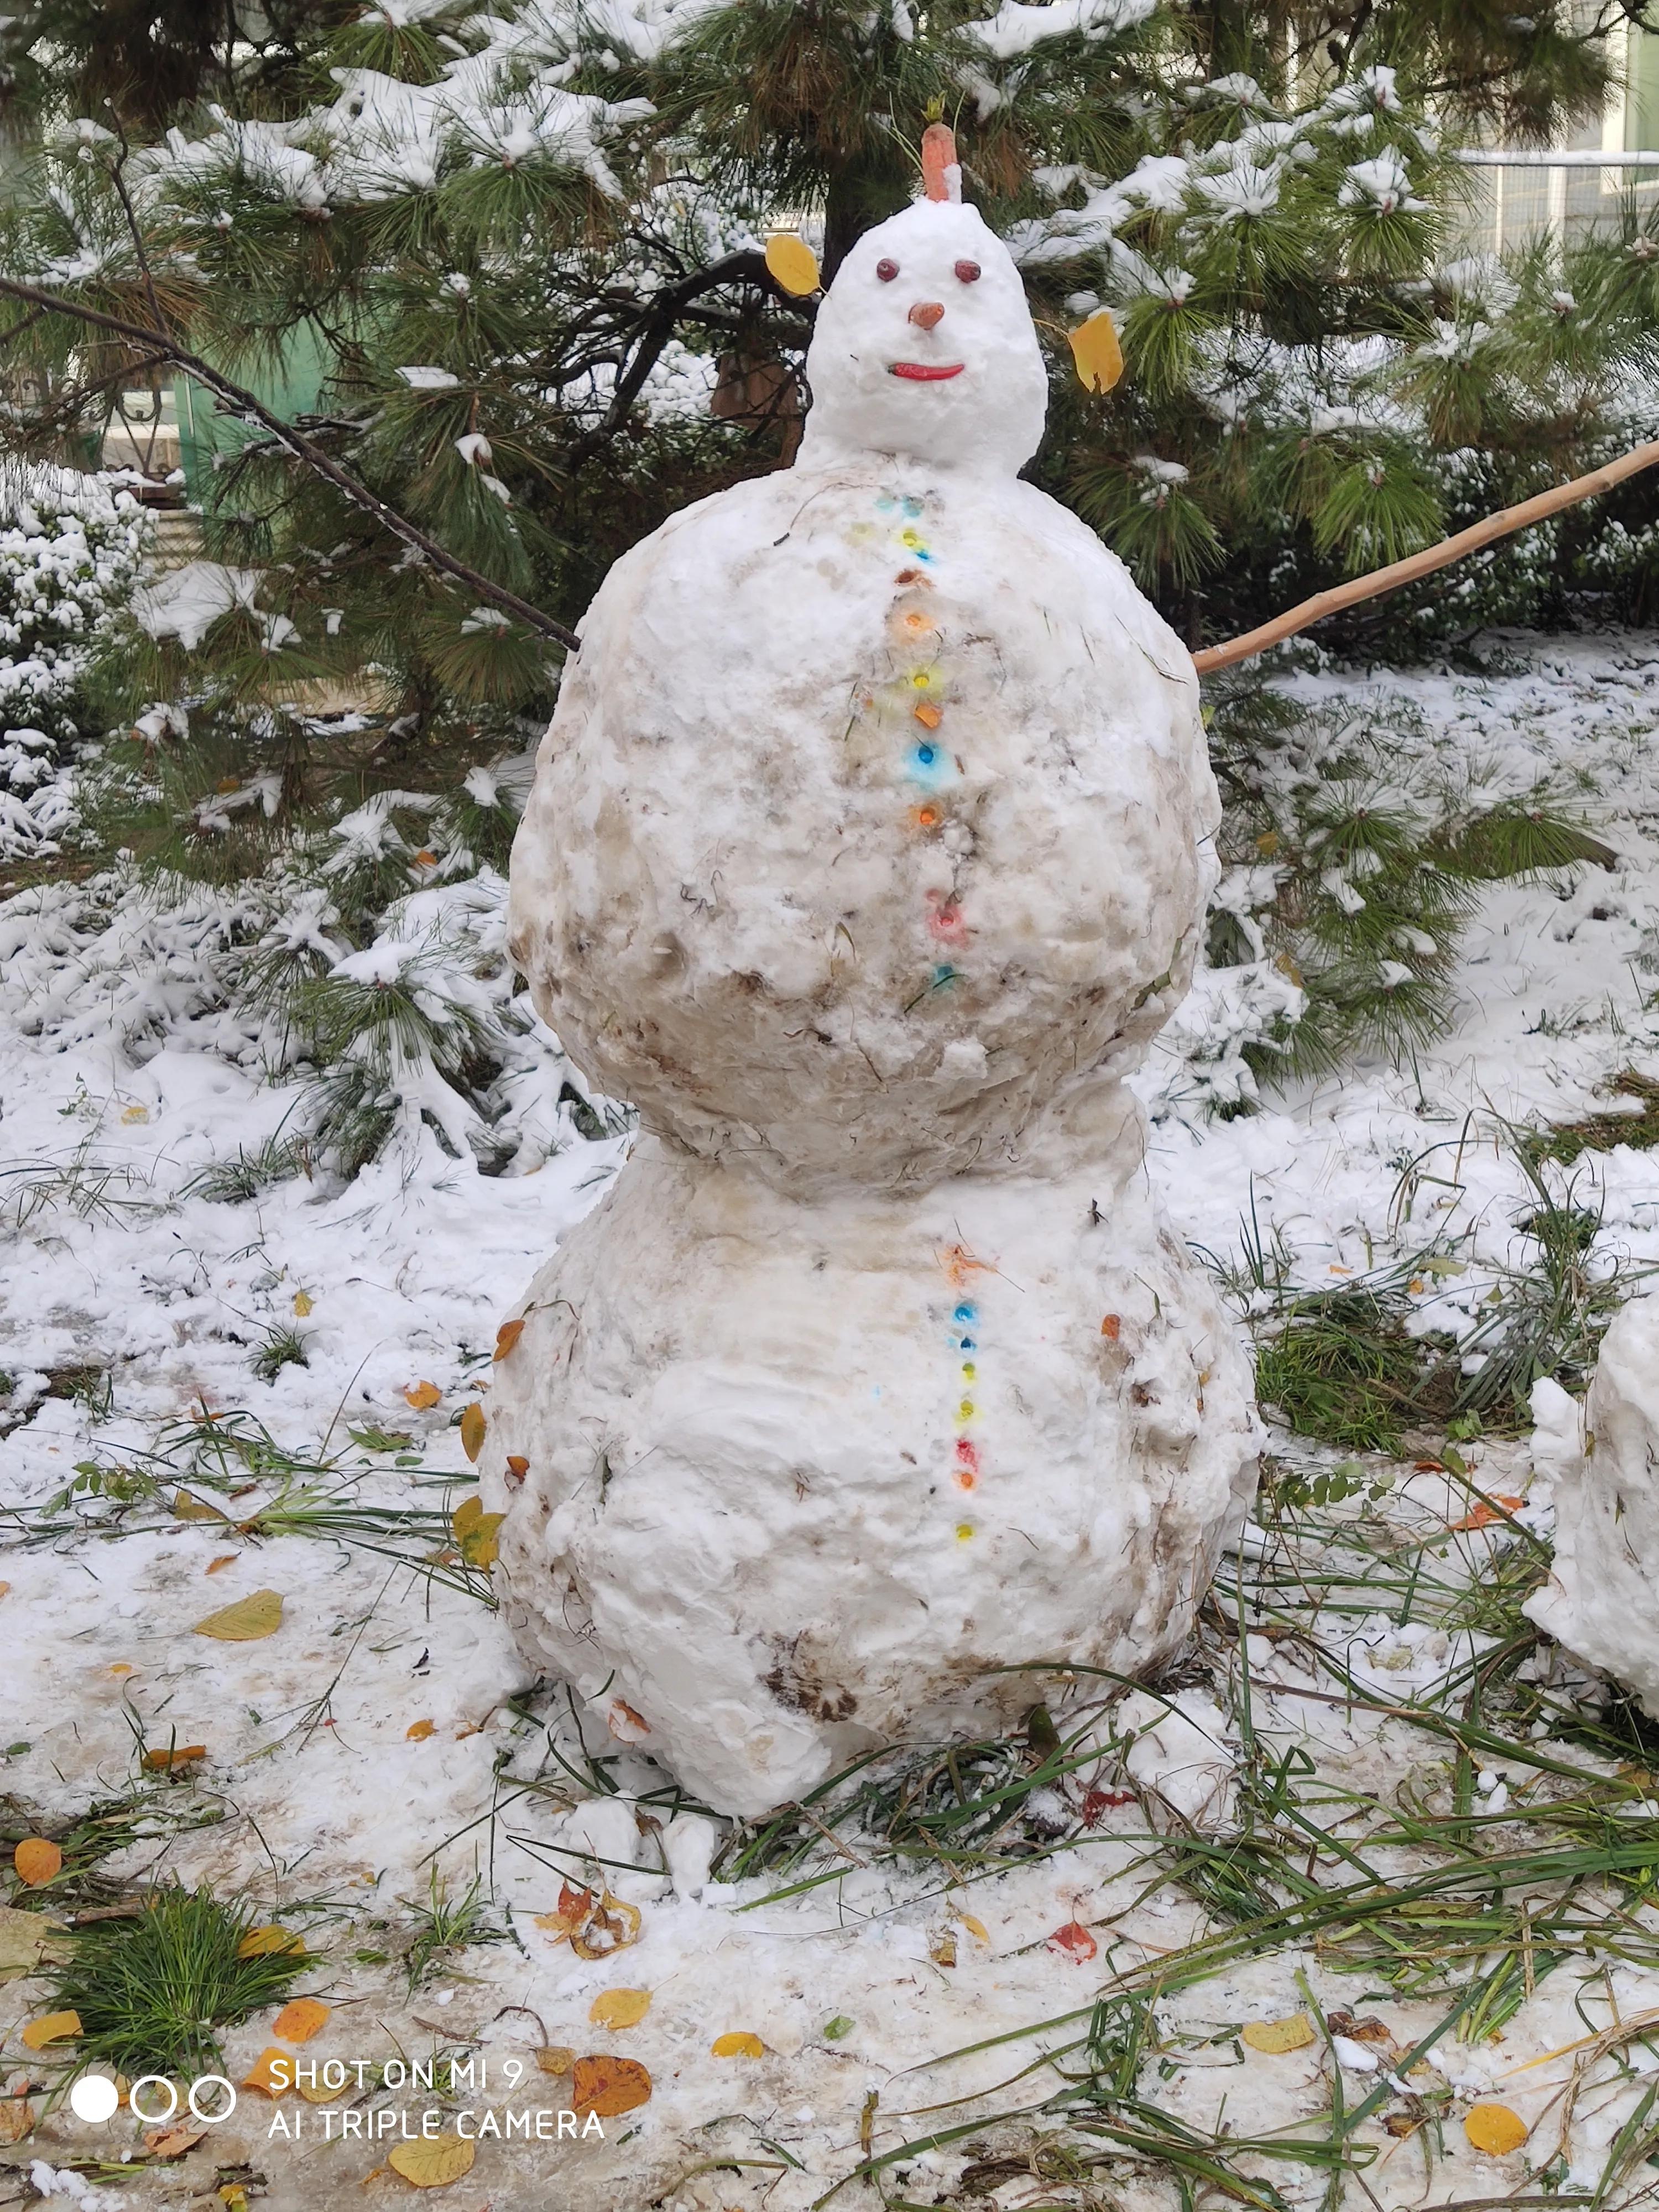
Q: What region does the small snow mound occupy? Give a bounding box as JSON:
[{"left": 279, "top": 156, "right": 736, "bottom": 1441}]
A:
[{"left": 1116, "top": 1688, "right": 1238, "bottom": 1830}]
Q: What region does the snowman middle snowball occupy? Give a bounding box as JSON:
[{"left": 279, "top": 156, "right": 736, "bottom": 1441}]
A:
[{"left": 489, "top": 161, "right": 1260, "bottom": 1817}]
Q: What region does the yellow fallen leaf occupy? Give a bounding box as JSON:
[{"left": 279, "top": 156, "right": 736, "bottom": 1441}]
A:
[
  {"left": 534, "top": 1880, "right": 594, "bottom": 1942},
  {"left": 0, "top": 1582, "right": 9, "bottom": 1599},
  {"left": 451, "top": 1494, "right": 504, "bottom": 1569},
  {"left": 194, "top": 1589, "right": 283, "bottom": 1642},
  {"left": 21, "top": 2010, "right": 80, "bottom": 2050},
  {"left": 493, "top": 1318, "right": 525, "bottom": 1362},
  {"left": 0, "top": 2097, "right": 33, "bottom": 2144},
  {"left": 764, "top": 231, "right": 822, "bottom": 298},
  {"left": 0, "top": 1905, "right": 69, "bottom": 1982},
  {"left": 238, "top": 1925, "right": 305, "bottom": 1959},
  {"left": 535, "top": 2046, "right": 575, "bottom": 2077},
  {"left": 461, "top": 1520, "right": 503, "bottom": 1569},
  {"left": 570, "top": 1891, "right": 641, "bottom": 1960},
  {"left": 590, "top": 1987, "right": 651, "bottom": 2030},
  {"left": 388, "top": 2134, "right": 476, "bottom": 2187},
  {"left": 1242, "top": 2015, "right": 1316, "bottom": 2054},
  {"left": 406, "top": 1719, "right": 436, "bottom": 1741},
  {"left": 108, "top": 1661, "right": 135, "bottom": 1675},
  {"left": 144, "top": 2122, "right": 207, "bottom": 2157},
  {"left": 220, "top": 2188, "right": 249, "bottom": 2212},
  {"left": 13, "top": 1838, "right": 62, "bottom": 1887},
  {"left": 292, "top": 1291, "right": 312, "bottom": 1317},
  {"left": 142, "top": 1744, "right": 206, "bottom": 1771},
  {"left": 205, "top": 1554, "right": 238, "bottom": 1575},
  {"left": 404, "top": 1381, "right": 441, "bottom": 1410},
  {"left": 570, "top": 2055, "right": 651, "bottom": 2117},
  {"left": 460, "top": 1403, "right": 487, "bottom": 1463},
  {"left": 956, "top": 1912, "right": 989, "bottom": 1942},
  {"left": 1465, "top": 2103, "right": 1530, "bottom": 2156},
  {"left": 298, "top": 2070, "right": 353, "bottom": 2105},
  {"left": 272, "top": 1997, "right": 330, "bottom": 2043},
  {"left": 121, "top": 1104, "right": 149, "bottom": 1124},
  {"left": 242, "top": 2048, "right": 291, "bottom": 2098},
  {"left": 173, "top": 1489, "right": 229, "bottom": 1522},
  {"left": 1068, "top": 307, "right": 1124, "bottom": 394},
  {"left": 711, "top": 2031, "right": 765, "bottom": 2059}
]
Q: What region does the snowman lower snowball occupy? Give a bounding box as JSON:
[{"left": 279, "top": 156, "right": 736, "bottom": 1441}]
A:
[{"left": 482, "top": 130, "right": 1261, "bottom": 1818}]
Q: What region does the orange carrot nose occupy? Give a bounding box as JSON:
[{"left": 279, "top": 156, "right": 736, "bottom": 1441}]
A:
[{"left": 909, "top": 301, "right": 945, "bottom": 330}]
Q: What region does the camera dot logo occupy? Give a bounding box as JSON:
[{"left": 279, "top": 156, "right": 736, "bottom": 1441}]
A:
[
  {"left": 68, "top": 2075, "right": 120, "bottom": 2124},
  {"left": 69, "top": 2073, "right": 236, "bottom": 2126}
]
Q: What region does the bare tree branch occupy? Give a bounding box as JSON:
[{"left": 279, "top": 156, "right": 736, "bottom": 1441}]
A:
[
  {"left": 1193, "top": 436, "right": 1659, "bottom": 674},
  {"left": 0, "top": 273, "right": 583, "bottom": 654},
  {"left": 573, "top": 248, "right": 815, "bottom": 457},
  {"left": 105, "top": 131, "right": 174, "bottom": 342}
]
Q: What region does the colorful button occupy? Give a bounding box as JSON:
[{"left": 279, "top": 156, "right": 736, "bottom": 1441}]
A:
[{"left": 905, "top": 743, "right": 954, "bottom": 790}]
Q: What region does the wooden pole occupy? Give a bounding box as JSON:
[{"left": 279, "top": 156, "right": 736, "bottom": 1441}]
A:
[{"left": 1191, "top": 438, "right": 1659, "bottom": 676}]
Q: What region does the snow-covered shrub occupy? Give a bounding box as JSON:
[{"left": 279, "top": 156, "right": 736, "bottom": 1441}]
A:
[
  {"left": 1140, "top": 679, "right": 1619, "bottom": 1120},
  {"left": 0, "top": 470, "right": 149, "bottom": 859},
  {"left": 8, "top": 739, "right": 619, "bottom": 1185},
  {"left": 1136, "top": 902, "right": 1305, "bottom": 1123}
]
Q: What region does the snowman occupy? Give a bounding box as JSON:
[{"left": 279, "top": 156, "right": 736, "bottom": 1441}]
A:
[{"left": 484, "top": 129, "right": 1260, "bottom": 1818}]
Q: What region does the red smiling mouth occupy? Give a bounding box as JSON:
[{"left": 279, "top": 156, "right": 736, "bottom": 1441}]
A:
[{"left": 889, "top": 361, "right": 964, "bottom": 380}]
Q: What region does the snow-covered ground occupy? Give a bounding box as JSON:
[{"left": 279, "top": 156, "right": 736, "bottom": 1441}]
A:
[{"left": 4, "top": 632, "right": 1659, "bottom": 2211}]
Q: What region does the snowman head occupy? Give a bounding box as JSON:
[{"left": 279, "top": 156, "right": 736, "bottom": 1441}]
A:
[{"left": 796, "top": 126, "right": 1048, "bottom": 478}]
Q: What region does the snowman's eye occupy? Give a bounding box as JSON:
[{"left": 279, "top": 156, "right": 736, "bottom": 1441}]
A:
[
  {"left": 876, "top": 259, "right": 899, "bottom": 281},
  {"left": 954, "top": 259, "right": 982, "bottom": 283}
]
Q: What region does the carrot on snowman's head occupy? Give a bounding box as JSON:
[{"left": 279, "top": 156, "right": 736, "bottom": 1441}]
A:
[
  {"left": 920, "top": 121, "right": 962, "bottom": 205},
  {"left": 795, "top": 123, "right": 1048, "bottom": 479}
]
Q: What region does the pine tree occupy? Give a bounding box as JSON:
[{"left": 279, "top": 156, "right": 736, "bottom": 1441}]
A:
[
  {"left": 4, "top": 0, "right": 1648, "bottom": 698},
  {"left": 0, "top": 0, "right": 1649, "bottom": 1157}
]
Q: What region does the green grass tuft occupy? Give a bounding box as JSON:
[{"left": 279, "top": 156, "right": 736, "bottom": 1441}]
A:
[
  {"left": 50, "top": 1888, "right": 312, "bottom": 2074},
  {"left": 403, "top": 1868, "right": 500, "bottom": 1990},
  {"left": 1254, "top": 1286, "right": 1457, "bottom": 1453}
]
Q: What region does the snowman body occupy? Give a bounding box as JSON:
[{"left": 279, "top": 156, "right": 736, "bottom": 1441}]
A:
[
  {"left": 488, "top": 186, "right": 1260, "bottom": 1816},
  {"left": 507, "top": 463, "right": 1211, "bottom": 1192}
]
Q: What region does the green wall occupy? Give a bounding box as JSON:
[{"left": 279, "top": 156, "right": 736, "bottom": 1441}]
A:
[{"left": 174, "top": 324, "right": 332, "bottom": 506}]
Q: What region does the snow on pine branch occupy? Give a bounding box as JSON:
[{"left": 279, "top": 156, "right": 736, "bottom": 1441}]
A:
[
  {"left": 128, "top": 12, "right": 657, "bottom": 215},
  {"left": 1008, "top": 65, "right": 1435, "bottom": 270},
  {"left": 962, "top": 0, "right": 1159, "bottom": 62}
]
